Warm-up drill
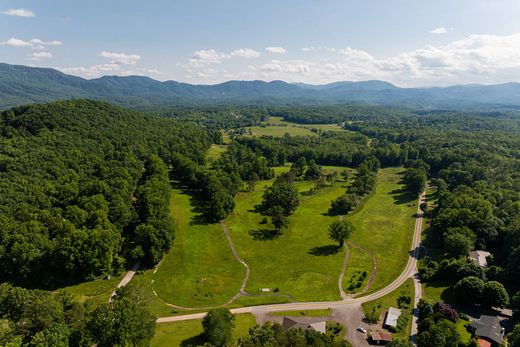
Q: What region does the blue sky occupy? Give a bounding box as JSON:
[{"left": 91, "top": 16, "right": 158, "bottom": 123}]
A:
[{"left": 2, "top": 0, "right": 520, "bottom": 86}]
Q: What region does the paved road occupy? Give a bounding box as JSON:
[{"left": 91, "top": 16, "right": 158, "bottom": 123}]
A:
[
  {"left": 110, "top": 262, "right": 139, "bottom": 302},
  {"left": 411, "top": 192, "right": 426, "bottom": 344},
  {"left": 157, "top": 191, "right": 426, "bottom": 323}
]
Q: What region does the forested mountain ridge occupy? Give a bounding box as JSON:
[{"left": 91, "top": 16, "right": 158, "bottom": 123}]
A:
[
  {"left": 3, "top": 63, "right": 520, "bottom": 109},
  {"left": 0, "top": 99, "right": 211, "bottom": 286}
]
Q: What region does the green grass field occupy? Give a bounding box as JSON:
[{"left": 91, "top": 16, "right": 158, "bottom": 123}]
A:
[
  {"left": 152, "top": 183, "right": 244, "bottom": 308},
  {"left": 346, "top": 168, "right": 417, "bottom": 294},
  {"left": 243, "top": 116, "right": 344, "bottom": 137},
  {"left": 151, "top": 313, "right": 256, "bottom": 346},
  {"left": 58, "top": 274, "right": 125, "bottom": 305},
  {"left": 455, "top": 319, "right": 473, "bottom": 345},
  {"left": 224, "top": 167, "right": 351, "bottom": 302},
  {"left": 362, "top": 278, "right": 414, "bottom": 339},
  {"left": 206, "top": 144, "right": 227, "bottom": 163},
  {"left": 342, "top": 245, "right": 373, "bottom": 294}
]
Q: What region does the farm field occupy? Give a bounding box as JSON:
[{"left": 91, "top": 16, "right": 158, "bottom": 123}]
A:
[
  {"left": 151, "top": 313, "right": 256, "bottom": 346},
  {"left": 346, "top": 168, "right": 418, "bottom": 294}
]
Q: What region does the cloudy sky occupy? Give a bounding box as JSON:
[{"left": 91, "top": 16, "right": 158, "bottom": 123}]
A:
[{"left": 2, "top": 0, "right": 520, "bottom": 86}]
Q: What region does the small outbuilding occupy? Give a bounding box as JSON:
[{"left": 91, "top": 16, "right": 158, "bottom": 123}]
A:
[
  {"left": 369, "top": 331, "right": 393, "bottom": 345},
  {"left": 383, "top": 307, "right": 402, "bottom": 329},
  {"left": 469, "top": 250, "right": 491, "bottom": 267}
]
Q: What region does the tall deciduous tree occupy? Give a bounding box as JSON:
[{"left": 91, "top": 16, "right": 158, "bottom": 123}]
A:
[{"left": 329, "top": 220, "right": 354, "bottom": 246}]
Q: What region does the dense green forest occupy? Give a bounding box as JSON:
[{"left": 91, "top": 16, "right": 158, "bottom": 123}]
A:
[{"left": 0, "top": 100, "right": 210, "bottom": 286}]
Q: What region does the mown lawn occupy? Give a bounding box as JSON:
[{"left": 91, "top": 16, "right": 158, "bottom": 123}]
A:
[
  {"left": 362, "top": 278, "right": 415, "bottom": 340},
  {"left": 224, "top": 166, "right": 352, "bottom": 302},
  {"left": 347, "top": 168, "right": 417, "bottom": 294},
  {"left": 58, "top": 274, "right": 125, "bottom": 305},
  {"left": 342, "top": 245, "right": 373, "bottom": 294},
  {"left": 152, "top": 183, "right": 244, "bottom": 308},
  {"left": 151, "top": 313, "right": 257, "bottom": 346}
]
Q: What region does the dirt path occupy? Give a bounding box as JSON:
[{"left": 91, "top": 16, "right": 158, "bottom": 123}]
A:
[
  {"left": 349, "top": 242, "right": 378, "bottom": 297},
  {"left": 152, "top": 221, "right": 294, "bottom": 311},
  {"left": 109, "top": 262, "right": 139, "bottom": 302},
  {"left": 337, "top": 215, "right": 350, "bottom": 300}
]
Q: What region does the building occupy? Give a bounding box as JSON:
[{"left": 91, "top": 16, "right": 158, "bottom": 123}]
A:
[
  {"left": 470, "top": 315, "right": 504, "bottom": 346},
  {"left": 469, "top": 250, "right": 491, "bottom": 267},
  {"left": 281, "top": 317, "right": 327, "bottom": 333},
  {"left": 383, "top": 307, "right": 402, "bottom": 329},
  {"left": 369, "top": 331, "right": 393, "bottom": 345}
]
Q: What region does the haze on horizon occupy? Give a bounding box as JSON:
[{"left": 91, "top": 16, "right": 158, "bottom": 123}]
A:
[{"left": 2, "top": 0, "right": 520, "bottom": 87}]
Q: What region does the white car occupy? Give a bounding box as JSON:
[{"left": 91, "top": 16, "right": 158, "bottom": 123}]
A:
[{"left": 357, "top": 327, "right": 367, "bottom": 334}]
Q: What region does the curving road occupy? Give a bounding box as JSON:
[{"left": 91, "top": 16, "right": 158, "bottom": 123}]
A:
[{"left": 157, "top": 191, "right": 426, "bottom": 324}]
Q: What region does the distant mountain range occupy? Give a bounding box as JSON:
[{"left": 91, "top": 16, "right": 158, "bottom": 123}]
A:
[{"left": 2, "top": 62, "right": 520, "bottom": 109}]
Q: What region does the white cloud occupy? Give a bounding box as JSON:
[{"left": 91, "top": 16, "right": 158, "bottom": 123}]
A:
[
  {"left": 230, "top": 48, "right": 260, "bottom": 58},
  {"left": 1, "top": 37, "right": 63, "bottom": 49},
  {"left": 28, "top": 51, "right": 52, "bottom": 60},
  {"left": 2, "top": 8, "right": 34, "bottom": 17},
  {"left": 30, "top": 39, "right": 63, "bottom": 46},
  {"left": 260, "top": 59, "right": 313, "bottom": 74},
  {"left": 98, "top": 51, "right": 140, "bottom": 65},
  {"left": 265, "top": 46, "right": 287, "bottom": 54},
  {"left": 302, "top": 46, "right": 315, "bottom": 52},
  {"left": 430, "top": 27, "right": 451, "bottom": 34},
  {"left": 187, "top": 49, "right": 230, "bottom": 67}
]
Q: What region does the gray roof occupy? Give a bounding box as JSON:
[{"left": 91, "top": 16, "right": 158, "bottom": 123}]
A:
[
  {"left": 384, "top": 307, "right": 402, "bottom": 328},
  {"left": 468, "top": 250, "right": 491, "bottom": 267},
  {"left": 281, "top": 317, "right": 327, "bottom": 333},
  {"left": 470, "top": 315, "right": 504, "bottom": 343}
]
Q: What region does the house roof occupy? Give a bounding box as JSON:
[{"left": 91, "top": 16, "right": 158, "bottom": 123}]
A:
[
  {"left": 281, "top": 317, "right": 327, "bottom": 333},
  {"left": 469, "top": 250, "right": 491, "bottom": 267},
  {"left": 384, "top": 307, "right": 402, "bottom": 328},
  {"left": 470, "top": 315, "right": 504, "bottom": 344},
  {"left": 477, "top": 339, "right": 492, "bottom": 347},
  {"left": 371, "top": 331, "right": 393, "bottom": 342}
]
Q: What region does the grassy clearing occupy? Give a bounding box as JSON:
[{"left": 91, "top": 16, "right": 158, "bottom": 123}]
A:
[
  {"left": 268, "top": 309, "right": 332, "bottom": 317},
  {"left": 362, "top": 278, "right": 414, "bottom": 339},
  {"left": 243, "top": 116, "right": 345, "bottom": 137},
  {"left": 224, "top": 166, "right": 352, "bottom": 302},
  {"left": 422, "top": 281, "right": 453, "bottom": 303},
  {"left": 346, "top": 168, "right": 417, "bottom": 294},
  {"left": 342, "top": 245, "right": 373, "bottom": 294},
  {"left": 152, "top": 183, "right": 244, "bottom": 308},
  {"left": 455, "top": 319, "right": 473, "bottom": 345},
  {"left": 206, "top": 144, "right": 227, "bottom": 163},
  {"left": 58, "top": 274, "right": 124, "bottom": 305},
  {"left": 151, "top": 313, "right": 256, "bottom": 347}
]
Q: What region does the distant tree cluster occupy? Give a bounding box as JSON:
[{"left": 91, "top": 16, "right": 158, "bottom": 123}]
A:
[{"left": 329, "top": 157, "right": 380, "bottom": 216}]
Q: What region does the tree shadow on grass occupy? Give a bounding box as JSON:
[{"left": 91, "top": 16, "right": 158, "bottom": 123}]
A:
[
  {"left": 249, "top": 228, "right": 281, "bottom": 241},
  {"left": 308, "top": 244, "right": 341, "bottom": 256},
  {"left": 180, "top": 333, "right": 206, "bottom": 347},
  {"left": 389, "top": 188, "right": 415, "bottom": 205}
]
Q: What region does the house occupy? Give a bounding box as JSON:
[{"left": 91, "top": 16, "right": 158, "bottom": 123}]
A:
[
  {"left": 369, "top": 331, "right": 393, "bottom": 345},
  {"left": 383, "top": 307, "right": 402, "bottom": 329},
  {"left": 469, "top": 250, "right": 491, "bottom": 267},
  {"left": 281, "top": 317, "right": 327, "bottom": 333},
  {"left": 470, "top": 315, "right": 505, "bottom": 346}
]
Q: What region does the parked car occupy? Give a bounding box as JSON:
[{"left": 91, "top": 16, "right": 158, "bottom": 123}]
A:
[{"left": 357, "top": 327, "right": 367, "bottom": 333}]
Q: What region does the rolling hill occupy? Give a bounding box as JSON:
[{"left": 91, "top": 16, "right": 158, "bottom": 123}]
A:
[{"left": 2, "top": 63, "right": 520, "bottom": 109}]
